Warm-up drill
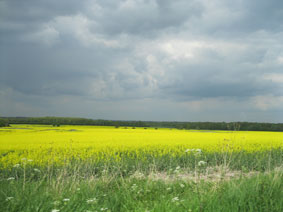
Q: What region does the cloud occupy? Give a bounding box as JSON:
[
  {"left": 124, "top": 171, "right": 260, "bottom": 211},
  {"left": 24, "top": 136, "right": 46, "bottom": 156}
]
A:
[
  {"left": 84, "top": 0, "right": 203, "bottom": 36},
  {"left": 264, "top": 73, "right": 283, "bottom": 83},
  {"left": 1, "top": 0, "right": 283, "bottom": 121},
  {"left": 46, "top": 14, "right": 121, "bottom": 47},
  {"left": 22, "top": 25, "right": 59, "bottom": 46},
  {"left": 252, "top": 95, "right": 283, "bottom": 111}
]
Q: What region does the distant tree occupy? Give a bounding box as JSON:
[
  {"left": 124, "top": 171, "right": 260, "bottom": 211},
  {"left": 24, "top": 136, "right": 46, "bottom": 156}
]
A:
[
  {"left": 2, "top": 116, "right": 283, "bottom": 132},
  {"left": 0, "top": 118, "right": 9, "bottom": 127}
]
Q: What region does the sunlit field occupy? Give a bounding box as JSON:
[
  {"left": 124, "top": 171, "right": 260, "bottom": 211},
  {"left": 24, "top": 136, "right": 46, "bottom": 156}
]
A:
[
  {"left": 0, "top": 124, "right": 282, "bottom": 212},
  {"left": 1, "top": 124, "right": 282, "bottom": 168}
]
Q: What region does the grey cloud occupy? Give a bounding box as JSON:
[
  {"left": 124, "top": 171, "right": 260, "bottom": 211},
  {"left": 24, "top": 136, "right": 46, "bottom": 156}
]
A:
[
  {"left": 158, "top": 64, "right": 277, "bottom": 100},
  {"left": 86, "top": 0, "right": 203, "bottom": 36},
  {"left": 0, "top": 0, "right": 86, "bottom": 44},
  {"left": 0, "top": 0, "right": 84, "bottom": 22},
  {"left": 243, "top": 0, "right": 283, "bottom": 31},
  {"left": 184, "top": 0, "right": 283, "bottom": 38},
  {"left": 0, "top": 43, "right": 120, "bottom": 96},
  {"left": 1, "top": 0, "right": 283, "bottom": 121},
  {"left": 0, "top": 38, "right": 151, "bottom": 99}
]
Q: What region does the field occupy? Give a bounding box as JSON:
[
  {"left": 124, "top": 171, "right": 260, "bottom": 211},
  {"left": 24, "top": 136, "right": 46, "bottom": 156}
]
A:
[{"left": 0, "top": 125, "right": 283, "bottom": 212}]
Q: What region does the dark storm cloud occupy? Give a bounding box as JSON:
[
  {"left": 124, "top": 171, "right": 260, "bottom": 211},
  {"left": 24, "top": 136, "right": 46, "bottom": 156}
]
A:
[
  {"left": 159, "top": 64, "right": 272, "bottom": 98},
  {"left": 243, "top": 0, "right": 283, "bottom": 31},
  {"left": 0, "top": 0, "right": 82, "bottom": 36},
  {"left": 184, "top": 0, "right": 283, "bottom": 38},
  {"left": 85, "top": 0, "right": 203, "bottom": 36},
  {"left": 0, "top": 42, "right": 130, "bottom": 97},
  {"left": 0, "top": 0, "right": 83, "bottom": 22},
  {"left": 1, "top": 0, "right": 283, "bottom": 121}
]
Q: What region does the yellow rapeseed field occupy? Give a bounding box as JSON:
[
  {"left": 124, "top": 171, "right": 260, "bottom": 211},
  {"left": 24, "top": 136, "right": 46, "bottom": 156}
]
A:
[{"left": 0, "top": 124, "right": 282, "bottom": 168}]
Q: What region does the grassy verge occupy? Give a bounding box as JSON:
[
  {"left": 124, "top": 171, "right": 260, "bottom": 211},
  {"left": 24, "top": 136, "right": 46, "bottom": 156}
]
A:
[
  {"left": 1, "top": 149, "right": 282, "bottom": 177},
  {"left": 1, "top": 148, "right": 282, "bottom": 211},
  {"left": 0, "top": 166, "right": 282, "bottom": 212}
]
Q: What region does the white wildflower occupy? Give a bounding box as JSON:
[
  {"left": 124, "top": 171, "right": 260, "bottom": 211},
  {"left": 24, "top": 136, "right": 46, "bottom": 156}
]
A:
[
  {"left": 7, "top": 177, "right": 15, "bottom": 181},
  {"left": 34, "top": 168, "right": 41, "bottom": 173},
  {"left": 172, "top": 197, "right": 179, "bottom": 202},
  {"left": 51, "top": 209, "right": 60, "bottom": 212},
  {"left": 13, "top": 164, "right": 20, "bottom": 168},
  {"left": 53, "top": 201, "right": 60, "bottom": 205},
  {"left": 63, "top": 198, "right": 70, "bottom": 202},
  {"left": 131, "top": 184, "right": 138, "bottom": 190},
  {"left": 131, "top": 171, "right": 144, "bottom": 179},
  {"left": 174, "top": 166, "right": 181, "bottom": 173},
  {"left": 86, "top": 198, "right": 97, "bottom": 204},
  {"left": 185, "top": 148, "right": 202, "bottom": 154},
  {"left": 198, "top": 161, "right": 207, "bottom": 166},
  {"left": 180, "top": 183, "right": 185, "bottom": 188},
  {"left": 6, "top": 197, "right": 14, "bottom": 201},
  {"left": 185, "top": 148, "right": 196, "bottom": 152}
]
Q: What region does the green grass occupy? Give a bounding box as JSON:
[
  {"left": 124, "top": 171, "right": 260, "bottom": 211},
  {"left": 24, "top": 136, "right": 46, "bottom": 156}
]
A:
[
  {"left": 0, "top": 149, "right": 282, "bottom": 211},
  {"left": 1, "top": 149, "right": 282, "bottom": 180},
  {"left": 0, "top": 169, "right": 282, "bottom": 212}
]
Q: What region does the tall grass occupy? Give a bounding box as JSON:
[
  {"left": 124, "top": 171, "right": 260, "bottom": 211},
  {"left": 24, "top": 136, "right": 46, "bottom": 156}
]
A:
[
  {"left": 0, "top": 168, "right": 282, "bottom": 212},
  {"left": 1, "top": 149, "right": 282, "bottom": 178},
  {"left": 0, "top": 149, "right": 282, "bottom": 211}
]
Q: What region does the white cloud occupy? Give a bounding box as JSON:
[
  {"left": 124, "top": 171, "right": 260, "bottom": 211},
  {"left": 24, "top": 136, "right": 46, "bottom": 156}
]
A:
[
  {"left": 53, "top": 14, "right": 121, "bottom": 47},
  {"left": 159, "top": 40, "right": 201, "bottom": 61},
  {"left": 263, "top": 73, "right": 283, "bottom": 83},
  {"left": 22, "top": 25, "right": 59, "bottom": 46},
  {"left": 139, "top": 38, "right": 250, "bottom": 64},
  {"left": 119, "top": 0, "right": 139, "bottom": 10},
  {"left": 22, "top": 14, "right": 122, "bottom": 48},
  {"left": 277, "top": 56, "right": 283, "bottom": 64},
  {"left": 251, "top": 95, "right": 283, "bottom": 111}
]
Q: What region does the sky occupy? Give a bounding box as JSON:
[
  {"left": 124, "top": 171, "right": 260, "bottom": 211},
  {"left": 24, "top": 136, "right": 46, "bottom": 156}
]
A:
[{"left": 1, "top": 0, "right": 283, "bottom": 122}]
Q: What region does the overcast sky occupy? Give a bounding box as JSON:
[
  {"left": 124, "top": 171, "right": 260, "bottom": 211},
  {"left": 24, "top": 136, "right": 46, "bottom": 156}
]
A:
[{"left": 1, "top": 0, "right": 283, "bottom": 122}]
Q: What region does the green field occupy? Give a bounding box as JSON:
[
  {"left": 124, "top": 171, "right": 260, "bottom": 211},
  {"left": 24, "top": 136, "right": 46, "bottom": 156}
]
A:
[{"left": 0, "top": 125, "right": 282, "bottom": 211}]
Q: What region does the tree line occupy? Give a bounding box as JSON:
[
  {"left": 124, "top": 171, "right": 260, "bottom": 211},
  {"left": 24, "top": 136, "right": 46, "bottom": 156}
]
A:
[
  {"left": 0, "top": 118, "right": 9, "bottom": 127},
  {"left": 1, "top": 116, "right": 283, "bottom": 131}
]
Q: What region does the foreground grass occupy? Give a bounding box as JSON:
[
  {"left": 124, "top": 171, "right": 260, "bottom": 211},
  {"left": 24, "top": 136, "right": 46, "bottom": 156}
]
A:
[
  {"left": 0, "top": 149, "right": 282, "bottom": 211},
  {"left": 0, "top": 167, "right": 282, "bottom": 212}
]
